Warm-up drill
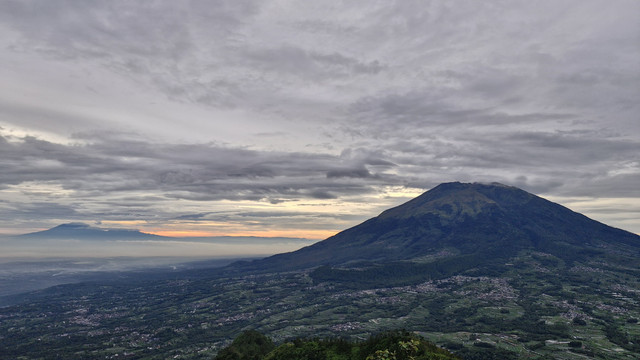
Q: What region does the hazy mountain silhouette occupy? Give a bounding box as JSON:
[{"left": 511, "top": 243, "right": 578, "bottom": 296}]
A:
[
  {"left": 242, "top": 182, "right": 639, "bottom": 272},
  {"left": 17, "top": 222, "right": 167, "bottom": 240}
]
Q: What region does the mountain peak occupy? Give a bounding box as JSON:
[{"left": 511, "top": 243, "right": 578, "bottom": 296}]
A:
[
  {"left": 379, "top": 181, "right": 531, "bottom": 221},
  {"left": 52, "top": 222, "right": 95, "bottom": 230}
]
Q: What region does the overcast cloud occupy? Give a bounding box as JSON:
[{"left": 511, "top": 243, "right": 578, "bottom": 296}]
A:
[{"left": 0, "top": 0, "right": 638, "bottom": 241}]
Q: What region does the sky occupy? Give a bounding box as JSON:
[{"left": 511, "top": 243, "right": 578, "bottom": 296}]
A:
[{"left": 1, "top": 0, "right": 639, "bottom": 244}]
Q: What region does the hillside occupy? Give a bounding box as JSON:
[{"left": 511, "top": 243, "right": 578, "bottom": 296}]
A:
[{"left": 1, "top": 182, "right": 639, "bottom": 359}]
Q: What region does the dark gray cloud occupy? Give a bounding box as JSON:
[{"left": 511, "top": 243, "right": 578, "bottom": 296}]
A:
[
  {"left": 0, "top": 202, "right": 81, "bottom": 220},
  {"left": 3, "top": 125, "right": 637, "bottom": 215},
  {"left": 0, "top": 133, "right": 395, "bottom": 201},
  {"left": 0, "top": 0, "right": 638, "bottom": 236},
  {"left": 242, "top": 46, "right": 385, "bottom": 80}
]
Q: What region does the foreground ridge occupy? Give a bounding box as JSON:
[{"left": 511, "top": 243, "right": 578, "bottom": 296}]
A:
[{"left": 215, "top": 330, "right": 460, "bottom": 360}]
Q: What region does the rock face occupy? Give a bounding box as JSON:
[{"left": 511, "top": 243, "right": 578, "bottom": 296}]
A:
[{"left": 249, "top": 182, "right": 639, "bottom": 271}]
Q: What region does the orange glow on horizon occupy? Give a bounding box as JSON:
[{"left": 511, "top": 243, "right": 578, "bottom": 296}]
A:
[
  {"left": 146, "top": 230, "right": 221, "bottom": 237},
  {"left": 145, "top": 229, "right": 334, "bottom": 240}
]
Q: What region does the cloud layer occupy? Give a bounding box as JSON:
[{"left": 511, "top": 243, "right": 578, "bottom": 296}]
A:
[{"left": 0, "top": 0, "right": 638, "bottom": 237}]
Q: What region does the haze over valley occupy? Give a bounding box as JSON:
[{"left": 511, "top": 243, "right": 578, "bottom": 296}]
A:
[{"left": 0, "top": 224, "right": 315, "bottom": 296}]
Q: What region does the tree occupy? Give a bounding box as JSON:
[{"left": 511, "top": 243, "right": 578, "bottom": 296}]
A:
[{"left": 215, "top": 330, "right": 275, "bottom": 360}]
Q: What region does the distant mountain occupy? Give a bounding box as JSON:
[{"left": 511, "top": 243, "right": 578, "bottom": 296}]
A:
[
  {"left": 17, "top": 222, "right": 167, "bottom": 240},
  {"left": 244, "top": 182, "right": 639, "bottom": 272}
]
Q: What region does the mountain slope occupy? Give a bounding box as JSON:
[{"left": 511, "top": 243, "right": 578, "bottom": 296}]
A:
[
  {"left": 3, "top": 183, "right": 640, "bottom": 360},
  {"left": 246, "top": 182, "right": 639, "bottom": 272}
]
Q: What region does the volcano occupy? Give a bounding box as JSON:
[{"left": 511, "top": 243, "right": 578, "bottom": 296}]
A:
[{"left": 244, "top": 182, "right": 639, "bottom": 274}]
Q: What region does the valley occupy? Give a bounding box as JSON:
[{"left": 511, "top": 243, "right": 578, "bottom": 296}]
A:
[
  {"left": 1, "top": 183, "right": 639, "bottom": 359},
  {"left": 1, "top": 248, "right": 638, "bottom": 359}
]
